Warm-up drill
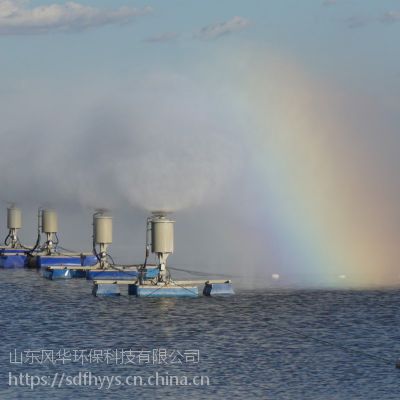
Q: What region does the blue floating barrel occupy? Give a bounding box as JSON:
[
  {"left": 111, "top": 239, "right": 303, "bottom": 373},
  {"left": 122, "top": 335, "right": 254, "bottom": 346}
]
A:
[
  {"left": 81, "top": 255, "right": 98, "bottom": 266},
  {"left": 42, "top": 268, "right": 87, "bottom": 280},
  {"left": 203, "top": 282, "right": 235, "bottom": 296},
  {"left": 86, "top": 267, "right": 159, "bottom": 281},
  {"left": 0, "top": 249, "right": 27, "bottom": 268},
  {"left": 26, "top": 255, "right": 39, "bottom": 268},
  {"left": 42, "top": 268, "right": 71, "bottom": 279},
  {"left": 87, "top": 270, "right": 139, "bottom": 281},
  {"left": 92, "top": 283, "right": 121, "bottom": 296},
  {"left": 1, "top": 248, "right": 26, "bottom": 254},
  {"left": 37, "top": 256, "right": 84, "bottom": 268},
  {"left": 143, "top": 268, "right": 159, "bottom": 279},
  {"left": 129, "top": 284, "right": 198, "bottom": 298}
]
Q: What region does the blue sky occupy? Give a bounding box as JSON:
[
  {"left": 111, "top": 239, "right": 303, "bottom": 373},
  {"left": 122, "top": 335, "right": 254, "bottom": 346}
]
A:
[{"left": 1, "top": 0, "right": 399, "bottom": 94}]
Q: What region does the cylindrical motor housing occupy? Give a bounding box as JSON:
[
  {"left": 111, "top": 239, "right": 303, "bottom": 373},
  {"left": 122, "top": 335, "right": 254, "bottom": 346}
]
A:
[
  {"left": 7, "top": 207, "right": 22, "bottom": 229},
  {"left": 94, "top": 215, "right": 112, "bottom": 245},
  {"left": 42, "top": 209, "right": 58, "bottom": 233},
  {"left": 151, "top": 216, "right": 174, "bottom": 254}
]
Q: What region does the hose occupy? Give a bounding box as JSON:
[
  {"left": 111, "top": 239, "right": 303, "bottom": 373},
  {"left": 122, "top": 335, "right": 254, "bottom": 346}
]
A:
[{"left": 3, "top": 233, "right": 11, "bottom": 246}]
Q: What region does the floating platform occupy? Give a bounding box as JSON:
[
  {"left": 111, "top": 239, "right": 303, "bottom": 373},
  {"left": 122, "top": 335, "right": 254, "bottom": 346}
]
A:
[
  {"left": 129, "top": 284, "right": 198, "bottom": 298},
  {"left": 92, "top": 279, "right": 232, "bottom": 298},
  {"left": 1, "top": 249, "right": 26, "bottom": 254},
  {"left": 86, "top": 267, "right": 159, "bottom": 281},
  {"left": 0, "top": 254, "right": 26, "bottom": 268},
  {"left": 36, "top": 255, "right": 97, "bottom": 268},
  {"left": 92, "top": 283, "right": 121, "bottom": 296},
  {"left": 203, "top": 281, "right": 235, "bottom": 296},
  {"left": 0, "top": 249, "right": 27, "bottom": 268},
  {"left": 81, "top": 255, "right": 99, "bottom": 266},
  {"left": 43, "top": 265, "right": 160, "bottom": 281},
  {"left": 0, "top": 249, "right": 97, "bottom": 270},
  {"left": 42, "top": 266, "right": 97, "bottom": 280}
]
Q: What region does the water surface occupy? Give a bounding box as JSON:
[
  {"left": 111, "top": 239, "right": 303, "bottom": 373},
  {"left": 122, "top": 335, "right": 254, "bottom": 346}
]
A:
[{"left": 1, "top": 269, "right": 399, "bottom": 399}]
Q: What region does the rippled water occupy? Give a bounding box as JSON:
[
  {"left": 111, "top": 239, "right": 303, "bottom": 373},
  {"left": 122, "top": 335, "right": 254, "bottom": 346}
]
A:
[{"left": 1, "top": 268, "right": 400, "bottom": 399}]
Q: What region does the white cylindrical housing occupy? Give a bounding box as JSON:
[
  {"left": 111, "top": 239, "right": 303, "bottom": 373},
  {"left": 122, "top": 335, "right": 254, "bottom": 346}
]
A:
[
  {"left": 7, "top": 207, "right": 22, "bottom": 229},
  {"left": 42, "top": 209, "right": 58, "bottom": 233},
  {"left": 151, "top": 216, "right": 174, "bottom": 254},
  {"left": 94, "top": 215, "right": 112, "bottom": 245}
]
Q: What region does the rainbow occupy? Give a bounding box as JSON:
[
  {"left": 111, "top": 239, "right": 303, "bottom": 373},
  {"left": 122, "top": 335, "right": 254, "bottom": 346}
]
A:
[{"left": 226, "top": 51, "right": 396, "bottom": 286}]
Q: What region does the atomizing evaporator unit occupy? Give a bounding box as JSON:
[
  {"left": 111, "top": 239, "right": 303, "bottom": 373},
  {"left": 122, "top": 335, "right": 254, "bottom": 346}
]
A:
[
  {"left": 144, "top": 211, "right": 175, "bottom": 283},
  {"left": 5, "top": 206, "right": 22, "bottom": 248},
  {"left": 41, "top": 209, "right": 59, "bottom": 254},
  {"left": 93, "top": 211, "right": 112, "bottom": 269}
]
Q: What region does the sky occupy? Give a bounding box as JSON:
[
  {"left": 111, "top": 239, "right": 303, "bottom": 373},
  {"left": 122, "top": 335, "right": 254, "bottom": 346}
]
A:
[{"left": 0, "top": 0, "right": 399, "bottom": 287}]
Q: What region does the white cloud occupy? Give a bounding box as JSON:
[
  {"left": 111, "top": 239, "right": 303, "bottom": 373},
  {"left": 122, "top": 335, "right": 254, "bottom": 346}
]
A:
[
  {"left": 196, "top": 16, "right": 251, "bottom": 40},
  {"left": 0, "top": 0, "right": 152, "bottom": 35},
  {"left": 322, "top": 0, "right": 337, "bottom": 6},
  {"left": 346, "top": 15, "right": 371, "bottom": 28},
  {"left": 344, "top": 10, "right": 400, "bottom": 28},
  {"left": 380, "top": 11, "right": 400, "bottom": 24},
  {"left": 144, "top": 31, "right": 178, "bottom": 43}
]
